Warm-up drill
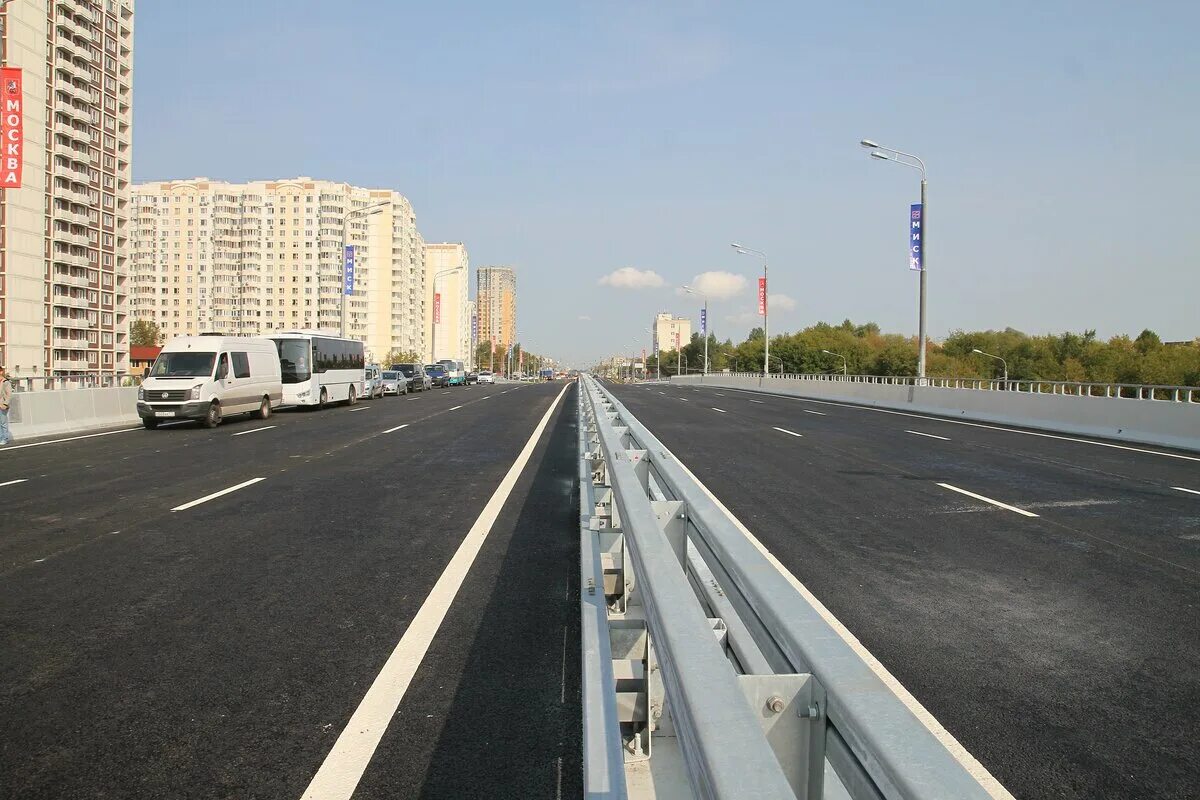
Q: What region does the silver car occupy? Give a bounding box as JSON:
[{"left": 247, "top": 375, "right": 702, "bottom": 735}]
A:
[{"left": 381, "top": 370, "right": 408, "bottom": 396}]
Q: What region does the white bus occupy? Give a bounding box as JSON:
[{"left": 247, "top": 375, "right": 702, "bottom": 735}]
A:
[{"left": 269, "top": 331, "right": 365, "bottom": 407}]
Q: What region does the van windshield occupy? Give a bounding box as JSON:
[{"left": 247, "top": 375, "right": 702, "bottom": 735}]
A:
[{"left": 150, "top": 351, "right": 215, "bottom": 378}]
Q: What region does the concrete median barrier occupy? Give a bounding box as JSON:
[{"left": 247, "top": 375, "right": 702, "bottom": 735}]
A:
[
  {"left": 672, "top": 374, "right": 1200, "bottom": 452},
  {"left": 8, "top": 387, "right": 140, "bottom": 440}
]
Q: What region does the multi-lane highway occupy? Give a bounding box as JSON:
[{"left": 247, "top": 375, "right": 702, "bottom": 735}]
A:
[
  {"left": 607, "top": 381, "right": 1199, "bottom": 800},
  {"left": 0, "top": 382, "right": 582, "bottom": 800}
]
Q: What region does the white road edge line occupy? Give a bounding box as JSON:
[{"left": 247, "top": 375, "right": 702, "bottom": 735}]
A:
[
  {"left": 0, "top": 478, "right": 28, "bottom": 487},
  {"left": 383, "top": 424, "right": 410, "bottom": 434},
  {"left": 906, "top": 430, "right": 949, "bottom": 441},
  {"left": 773, "top": 427, "right": 802, "bottom": 437},
  {"left": 1, "top": 426, "right": 139, "bottom": 451},
  {"left": 231, "top": 425, "right": 277, "bottom": 437},
  {"left": 714, "top": 385, "right": 1200, "bottom": 463},
  {"left": 937, "top": 482, "right": 1039, "bottom": 517},
  {"left": 170, "top": 477, "right": 266, "bottom": 512},
  {"left": 300, "top": 382, "right": 570, "bottom": 800},
  {"left": 748, "top": 399, "right": 764, "bottom": 404},
  {"left": 1173, "top": 486, "right": 1200, "bottom": 496},
  {"left": 348, "top": 406, "right": 370, "bottom": 412},
  {"left": 803, "top": 409, "right": 826, "bottom": 416},
  {"left": 711, "top": 407, "right": 727, "bottom": 413},
  {"left": 664, "top": 450, "right": 1014, "bottom": 800}
]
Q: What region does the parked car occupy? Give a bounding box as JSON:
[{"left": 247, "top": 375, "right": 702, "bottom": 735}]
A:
[
  {"left": 466, "top": 371, "right": 479, "bottom": 384},
  {"left": 425, "top": 363, "right": 449, "bottom": 387},
  {"left": 364, "top": 364, "right": 384, "bottom": 399},
  {"left": 393, "top": 362, "right": 429, "bottom": 391},
  {"left": 138, "top": 335, "right": 282, "bottom": 429},
  {"left": 381, "top": 370, "right": 408, "bottom": 396},
  {"left": 477, "top": 371, "right": 495, "bottom": 384}
]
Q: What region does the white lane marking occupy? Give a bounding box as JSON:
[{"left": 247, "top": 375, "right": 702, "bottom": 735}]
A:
[
  {"left": 0, "top": 478, "right": 28, "bottom": 487},
  {"left": 1, "top": 427, "right": 138, "bottom": 451},
  {"left": 679, "top": 398, "right": 689, "bottom": 402},
  {"left": 301, "top": 383, "right": 570, "bottom": 800},
  {"left": 170, "top": 477, "right": 266, "bottom": 512},
  {"left": 482, "top": 395, "right": 492, "bottom": 400},
  {"left": 906, "top": 430, "right": 950, "bottom": 441},
  {"left": 658, "top": 391, "right": 666, "bottom": 395},
  {"left": 383, "top": 424, "right": 410, "bottom": 434},
  {"left": 1173, "top": 486, "right": 1200, "bottom": 496},
  {"left": 715, "top": 386, "right": 1200, "bottom": 463},
  {"left": 711, "top": 407, "right": 727, "bottom": 413},
  {"left": 936, "top": 483, "right": 1039, "bottom": 517},
  {"left": 715, "top": 393, "right": 726, "bottom": 396},
  {"left": 501, "top": 390, "right": 510, "bottom": 395},
  {"left": 442, "top": 391, "right": 451, "bottom": 394},
  {"left": 748, "top": 399, "right": 764, "bottom": 404},
  {"left": 231, "top": 425, "right": 277, "bottom": 437},
  {"left": 664, "top": 449, "right": 1014, "bottom": 799},
  {"left": 348, "top": 406, "right": 370, "bottom": 412},
  {"left": 773, "top": 427, "right": 802, "bottom": 437},
  {"left": 449, "top": 405, "right": 463, "bottom": 411},
  {"left": 803, "top": 409, "right": 826, "bottom": 416}
]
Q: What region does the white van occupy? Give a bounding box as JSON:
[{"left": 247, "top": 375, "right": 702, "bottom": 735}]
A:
[{"left": 137, "top": 335, "right": 283, "bottom": 429}]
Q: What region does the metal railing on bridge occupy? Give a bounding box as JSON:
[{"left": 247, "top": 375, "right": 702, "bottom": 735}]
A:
[
  {"left": 710, "top": 372, "right": 1199, "bottom": 403},
  {"left": 7, "top": 374, "right": 141, "bottom": 392},
  {"left": 578, "top": 374, "right": 1002, "bottom": 800}
]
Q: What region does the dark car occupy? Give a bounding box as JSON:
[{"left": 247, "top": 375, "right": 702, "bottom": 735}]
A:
[
  {"left": 466, "top": 371, "right": 479, "bottom": 384},
  {"left": 392, "top": 362, "right": 428, "bottom": 392},
  {"left": 424, "top": 363, "right": 449, "bottom": 387}
]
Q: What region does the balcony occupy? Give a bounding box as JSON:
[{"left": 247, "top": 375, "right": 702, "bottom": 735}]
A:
[
  {"left": 51, "top": 294, "right": 91, "bottom": 309},
  {"left": 53, "top": 337, "right": 90, "bottom": 349},
  {"left": 54, "top": 206, "right": 92, "bottom": 227},
  {"left": 53, "top": 358, "right": 92, "bottom": 370},
  {"left": 54, "top": 185, "right": 92, "bottom": 206},
  {"left": 52, "top": 270, "right": 90, "bottom": 288},
  {"left": 51, "top": 250, "right": 90, "bottom": 269},
  {"left": 52, "top": 229, "right": 91, "bottom": 248},
  {"left": 52, "top": 317, "right": 91, "bottom": 330}
]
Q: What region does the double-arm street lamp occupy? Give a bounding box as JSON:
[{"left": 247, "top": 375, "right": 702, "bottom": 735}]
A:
[
  {"left": 821, "top": 349, "right": 848, "bottom": 376},
  {"left": 731, "top": 243, "right": 769, "bottom": 375},
  {"left": 341, "top": 201, "right": 390, "bottom": 337},
  {"left": 973, "top": 348, "right": 1008, "bottom": 383},
  {"left": 860, "top": 139, "right": 929, "bottom": 378},
  {"left": 681, "top": 285, "right": 709, "bottom": 375},
  {"left": 430, "top": 265, "right": 465, "bottom": 364},
  {"left": 643, "top": 327, "right": 659, "bottom": 381}
]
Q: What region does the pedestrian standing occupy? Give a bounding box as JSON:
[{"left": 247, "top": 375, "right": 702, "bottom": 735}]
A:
[{"left": 0, "top": 366, "right": 12, "bottom": 446}]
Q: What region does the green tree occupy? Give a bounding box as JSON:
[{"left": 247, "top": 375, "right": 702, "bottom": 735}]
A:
[
  {"left": 131, "top": 319, "right": 162, "bottom": 346},
  {"left": 379, "top": 348, "right": 421, "bottom": 367}
]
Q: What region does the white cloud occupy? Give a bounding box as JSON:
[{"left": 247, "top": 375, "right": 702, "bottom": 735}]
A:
[
  {"left": 578, "top": 315, "right": 592, "bottom": 321},
  {"left": 770, "top": 293, "right": 797, "bottom": 311},
  {"left": 677, "top": 271, "right": 747, "bottom": 301},
  {"left": 598, "top": 267, "right": 665, "bottom": 289}
]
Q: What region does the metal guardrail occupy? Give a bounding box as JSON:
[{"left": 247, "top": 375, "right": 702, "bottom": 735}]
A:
[
  {"left": 8, "top": 374, "right": 141, "bottom": 392},
  {"left": 578, "top": 374, "right": 1000, "bottom": 799},
  {"left": 711, "top": 372, "right": 1199, "bottom": 403}
]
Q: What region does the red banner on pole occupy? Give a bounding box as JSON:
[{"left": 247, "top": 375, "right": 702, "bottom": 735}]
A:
[
  {"left": 757, "top": 277, "right": 767, "bottom": 316},
  {"left": 1, "top": 68, "right": 24, "bottom": 189},
  {"left": 433, "top": 292, "right": 441, "bottom": 324}
]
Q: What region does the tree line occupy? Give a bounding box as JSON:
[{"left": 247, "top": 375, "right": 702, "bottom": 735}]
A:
[{"left": 646, "top": 320, "right": 1200, "bottom": 387}]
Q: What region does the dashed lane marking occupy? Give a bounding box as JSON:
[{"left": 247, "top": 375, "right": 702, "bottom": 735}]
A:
[
  {"left": 711, "top": 407, "right": 727, "bottom": 413},
  {"left": 773, "top": 427, "right": 802, "bottom": 437},
  {"left": 0, "top": 478, "right": 28, "bottom": 488},
  {"left": 170, "top": 477, "right": 266, "bottom": 512},
  {"left": 936, "top": 482, "right": 1039, "bottom": 517},
  {"left": 906, "top": 430, "right": 949, "bottom": 441},
  {"left": 383, "top": 424, "right": 410, "bottom": 434},
  {"left": 231, "top": 426, "right": 277, "bottom": 437}
]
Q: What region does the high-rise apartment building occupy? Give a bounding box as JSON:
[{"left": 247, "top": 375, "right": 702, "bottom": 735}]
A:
[
  {"left": 424, "top": 242, "right": 468, "bottom": 363},
  {"left": 0, "top": 0, "right": 135, "bottom": 379},
  {"left": 476, "top": 266, "right": 516, "bottom": 352},
  {"left": 653, "top": 312, "right": 692, "bottom": 354},
  {"left": 131, "top": 178, "right": 425, "bottom": 362}
]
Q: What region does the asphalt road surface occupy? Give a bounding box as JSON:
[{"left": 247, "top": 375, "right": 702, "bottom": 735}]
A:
[
  {"left": 607, "top": 380, "right": 1199, "bottom": 800},
  {"left": 0, "top": 381, "right": 581, "bottom": 800}
]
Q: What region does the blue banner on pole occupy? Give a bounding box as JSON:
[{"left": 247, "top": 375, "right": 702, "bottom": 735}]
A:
[
  {"left": 909, "top": 204, "right": 923, "bottom": 271},
  {"left": 700, "top": 308, "right": 706, "bottom": 335},
  {"left": 343, "top": 246, "right": 355, "bottom": 294}
]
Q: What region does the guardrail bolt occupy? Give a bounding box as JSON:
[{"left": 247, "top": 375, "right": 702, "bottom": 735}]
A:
[
  {"left": 798, "top": 702, "right": 821, "bottom": 720},
  {"left": 766, "top": 696, "right": 785, "bottom": 714}
]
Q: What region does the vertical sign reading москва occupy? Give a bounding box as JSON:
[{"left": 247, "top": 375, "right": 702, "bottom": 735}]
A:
[{"left": 1, "top": 68, "right": 24, "bottom": 188}]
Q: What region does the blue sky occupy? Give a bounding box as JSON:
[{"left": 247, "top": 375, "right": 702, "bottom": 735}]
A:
[{"left": 133, "top": 1, "right": 1200, "bottom": 365}]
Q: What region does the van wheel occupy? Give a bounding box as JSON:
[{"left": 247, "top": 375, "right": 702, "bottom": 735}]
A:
[
  {"left": 202, "top": 401, "right": 222, "bottom": 429},
  {"left": 257, "top": 396, "right": 271, "bottom": 420},
  {"left": 319, "top": 387, "right": 328, "bottom": 409},
  {"left": 142, "top": 417, "right": 159, "bottom": 430},
  {"left": 347, "top": 385, "right": 357, "bottom": 406}
]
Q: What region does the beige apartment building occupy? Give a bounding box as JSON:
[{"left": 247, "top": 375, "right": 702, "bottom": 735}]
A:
[
  {"left": 0, "top": 0, "right": 135, "bottom": 379},
  {"left": 653, "top": 311, "right": 692, "bottom": 353},
  {"left": 476, "top": 265, "right": 516, "bottom": 352},
  {"left": 131, "top": 178, "right": 425, "bottom": 362},
  {"left": 424, "top": 242, "right": 469, "bottom": 364}
]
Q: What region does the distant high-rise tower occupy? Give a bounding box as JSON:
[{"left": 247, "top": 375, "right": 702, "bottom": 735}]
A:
[
  {"left": 424, "top": 242, "right": 469, "bottom": 363},
  {"left": 476, "top": 266, "right": 516, "bottom": 352},
  {"left": 0, "top": 0, "right": 135, "bottom": 379}
]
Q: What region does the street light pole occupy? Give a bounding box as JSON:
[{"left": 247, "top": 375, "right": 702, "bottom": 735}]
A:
[
  {"left": 732, "top": 244, "right": 768, "bottom": 375},
  {"left": 429, "top": 265, "right": 464, "bottom": 364},
  {"left": 341, "top": 201, "right": 389, "bottom": 337},
  {"left": 972, "top": 348, "right": 1008, "bottom": 383},
  {"left": 860, "top": 139, "right": 929, "bottom": 378},
  {"left": 682, "top": 285, "right": 709, "bottom": 375},
  {"left": 822, "top": 349, "right": 848, "bottom": 376}
]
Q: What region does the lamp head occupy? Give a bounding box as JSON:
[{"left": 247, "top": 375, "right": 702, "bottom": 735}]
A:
[
  {"left": 972, "top": 348, "right": 983, "bottom": 354},
  {"left": 860, "top": 139, "right": 880, "bottom": 149},
  {"left": 869, "top": 151, "right": 890, "bottom": 161}
]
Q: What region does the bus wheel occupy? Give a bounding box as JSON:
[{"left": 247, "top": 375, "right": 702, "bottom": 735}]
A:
[
  {"left": 202, "top": 401, "right": 222, "bottom": 429},
  {"left": 347, "top": 385, "right": 357, "bottom": 406},
  {"left": 318, "top": 387, "right": 328, "bottom": 409},
  {"left": 257, "top": 396, "right": 271, "bottom": 420}
]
